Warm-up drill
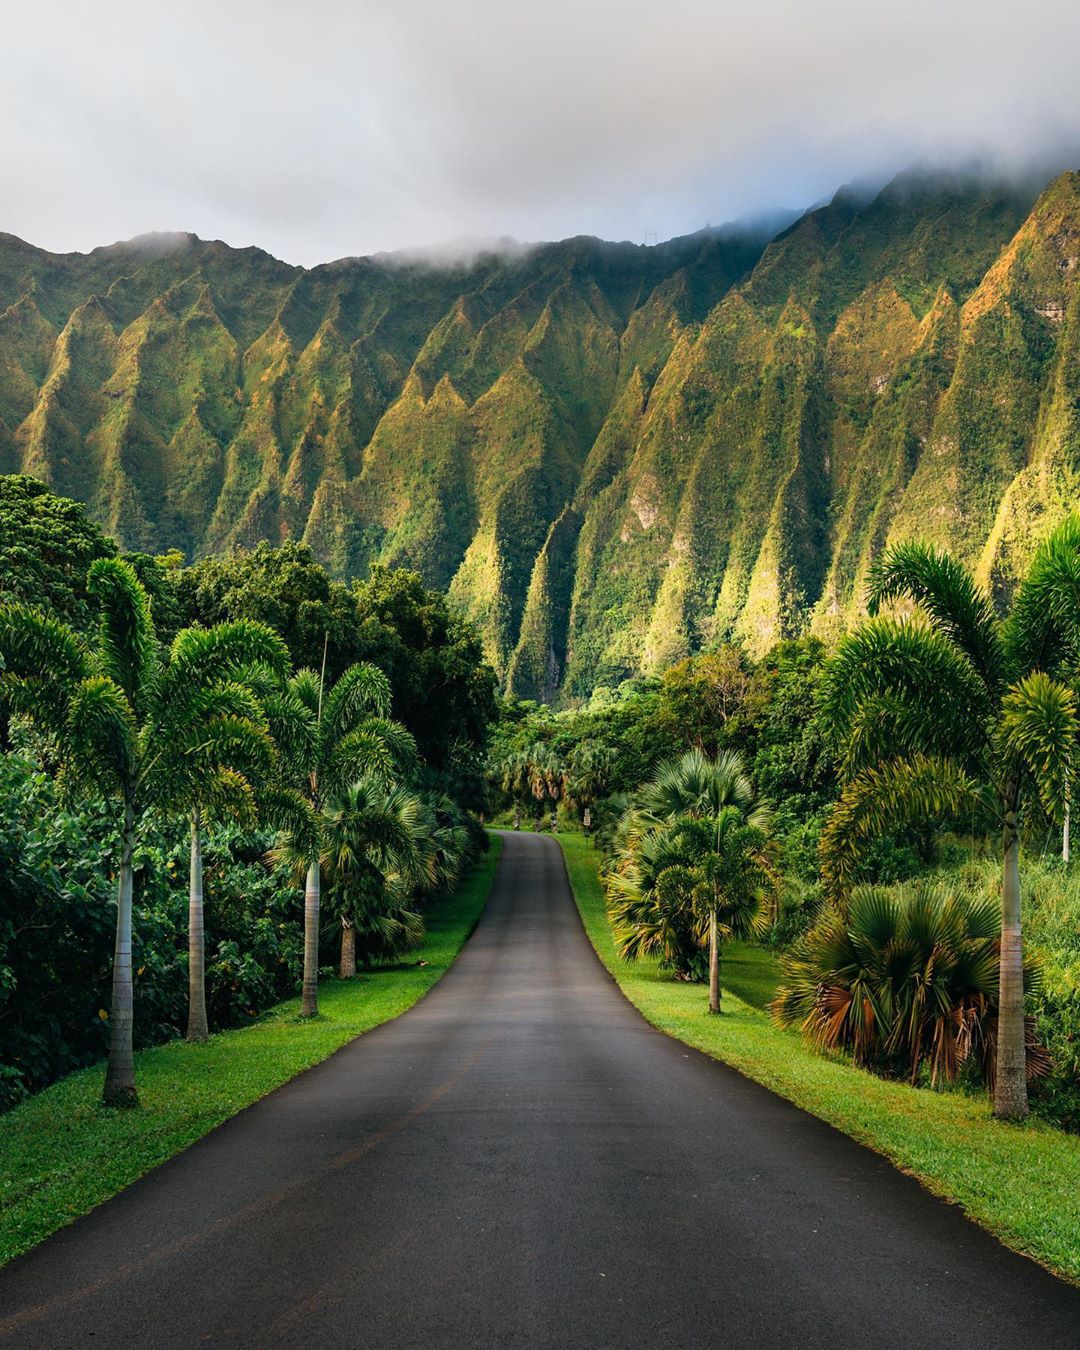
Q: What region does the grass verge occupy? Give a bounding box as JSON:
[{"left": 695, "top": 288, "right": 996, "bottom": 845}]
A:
[
  {"left": 557, "top": 831, "right": 1080, "bottom": 1286},
  {"left": 0, "top": 836, "right": 501, "bottom": 1268}
]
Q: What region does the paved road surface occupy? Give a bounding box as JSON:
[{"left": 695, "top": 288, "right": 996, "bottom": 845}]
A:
[{"left": 2, "top": 831, "right": 1079, "bottom": 1348}]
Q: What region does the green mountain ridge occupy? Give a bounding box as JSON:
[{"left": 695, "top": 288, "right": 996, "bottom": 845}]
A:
[{"left": 2, "top": 168, "right": 1078, "bottom": 699}]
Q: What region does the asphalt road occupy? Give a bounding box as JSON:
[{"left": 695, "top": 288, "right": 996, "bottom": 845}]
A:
[{"left": 2, "top": 830, "right": 1079, "bottom": 1349}]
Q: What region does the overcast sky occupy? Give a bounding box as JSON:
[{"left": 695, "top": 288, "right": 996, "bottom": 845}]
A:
[{"left": 2, "top": 0, "right": 1078, "bottom": 266}]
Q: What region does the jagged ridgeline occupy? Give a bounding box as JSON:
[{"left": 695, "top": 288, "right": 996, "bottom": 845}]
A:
[{"left": 1, "top": 167, "right": 1078, "bottom": 700}]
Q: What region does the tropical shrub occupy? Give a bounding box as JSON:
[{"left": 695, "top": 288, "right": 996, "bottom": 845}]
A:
[
  {"left": 773, "top": 878, "right": 1050, "bottom": 1089},
  {"left": 818, "top": 523, "right": 1080, "bottom": 1118},
  {"left": 607, "top": 824, "right": 709, "bottom": 980}
]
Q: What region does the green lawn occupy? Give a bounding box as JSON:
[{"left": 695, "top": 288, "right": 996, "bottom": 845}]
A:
[
  {"left": 558, "top": 831, "right": 1080, "bottom": 1286},
  {"left": 0, "top": 836, "right": 501, "bottom": 1268}
]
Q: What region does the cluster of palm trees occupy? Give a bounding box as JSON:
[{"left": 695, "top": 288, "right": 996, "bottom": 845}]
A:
[
  {"left": 606, "top": 749, "right": 777, "bottom": 1012},
  {"left": 810, "top": 517, "right": 1080, "bottom": 1120},
  {"left": 0, "top": 559, "right": 468, "bottom": 1106},
  {"left": 497, "top": 741, "right": 614, "bottom": 832},
  {"left": 605, "top": 518, "right": 1080, "bottom": 1125}
]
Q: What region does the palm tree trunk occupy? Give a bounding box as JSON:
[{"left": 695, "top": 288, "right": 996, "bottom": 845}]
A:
[
  {"left": 103, "top": 801, "right": 138, "bottom": 1106},
  {"left": 994, "top": 794, "right": 1028, "bottom": 1120},
  {"left": 1063, "top": 768, "right": 1071, "bottom": 864},
  {"left": 708, "top": 910, "right": 720, "bottom": 1014},
  {"left": 513, "top": 804, "right": 521, "bottom": 831},
  {"left": 340, "top": 917, "right": 356, "bottom": 979},
  {"left": 300, "top": 859, "right": 321, "bottom": 1017},
  {"left": 186, "top": 808, "right": 209, "bottom": 1042}
]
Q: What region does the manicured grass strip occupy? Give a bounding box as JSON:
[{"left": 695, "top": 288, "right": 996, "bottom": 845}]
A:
[
  {"left": 557, "top": 832, "right": 1080, "bottom": 1286},
  {"left": 0, "top": 836, "right": 501, "bottom": 1268},
  {"left": 722, "top": 940, "right": 781, "bottom": 1010}
]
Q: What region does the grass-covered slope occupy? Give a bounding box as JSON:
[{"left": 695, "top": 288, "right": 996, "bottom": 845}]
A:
[
  {"left": 0, "top": 838, "right": 500, "bottom": 1268},
  {"left": 2, "top": 166, "right": 1080, "bottom": 694},
  {"left": 557, "top": 832, "right": 1080, "bottom": 1286}
]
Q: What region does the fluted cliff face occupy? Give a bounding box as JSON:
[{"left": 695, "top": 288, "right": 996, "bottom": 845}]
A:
[{"left": 2, "top": 168, "right": 1078, "bottom": 699}]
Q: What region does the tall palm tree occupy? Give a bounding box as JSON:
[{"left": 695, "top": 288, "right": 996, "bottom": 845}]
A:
[
  {"left": 0, "top": 560, "right": 283, "bottom": 1103},
  {"left": 819, "top": 522, "right": 1080, "bottom": 1119},
  {"left": 608, "top": 823, "right": 710, "bottom": 980},
  {"left": 621, "top": 748, "right": 772, "bottom": 1012},
  {"left": 269, "top": 662, "right": 417, "bottom": 1016},
  {"left": 167, "top": 625, "right": 290, "bottom": 1042},
  {"left": 679, "top": 811, "right": 775, "bottom": 1011}
]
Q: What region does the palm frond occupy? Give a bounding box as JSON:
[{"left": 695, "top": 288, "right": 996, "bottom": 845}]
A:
[
  {"left": 866, "top": 540, "right": 1003, "bottom": 692},
  {"left": 86, "top": 558, "right": 159, "bottom": 713},
  {"left": 262, "top": 786, "right": 322, "bottom": 863},
  {"left": 65, "top": 675, "right": 137, "bottom": 796},
  {"left": 998, "top": 673, "right": 1078, "bottom": 823},
  {"left": 321, "top": 662, "right": 392, "bottom": 742},
  {"left": 164, "top": 621, "right": 290, "bottom": 697},
  {"left": 263, "top": 686, "right": 318, "bottom": 775},
  {"left": 820, "top": 754, "right": 986, "bottom": 900},
  {"left": 326, "top": 719, "right": 417, "bottom": 795},
  {"left": 0, "top": 604, "right": 89, "bottom": 728},
  {"left": 820, "top": 618, "right": 989, "bottom": 770},
  {"left": 1005, "top": 514, "right": 1080, "bottom": 676}
]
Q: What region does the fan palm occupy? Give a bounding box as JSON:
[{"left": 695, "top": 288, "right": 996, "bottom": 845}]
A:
[
  {"left": 268, "top": 662, "right": 417, "bottom": 1016},
  {"left": 565, "top": 741, "right": 615, "bottom": 827},
  {"left": 608, "top": 823, "right": 709, "bottom": 979},
  {"left": 0, "top": 560, "right": 285, "bottom": 1103},
  {"left": 525, "top": 742, "right": 564, "bottom": 830},
  {"left": 773, "top": 879, "right": 1051, "bottom": 1089},
  {"left": 312, "top": 778, "right": 431, "bottom": 976},
  {"left": 819, "top": 522, "right": 1080, "bottom": 1118},
  {"left": 614, "top": 749, "right": 773, "bottom": 1011}
]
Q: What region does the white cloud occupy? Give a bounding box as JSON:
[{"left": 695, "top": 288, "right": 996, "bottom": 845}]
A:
[{"left": 0, "top": 0, "right": 1077, "bottom": 264}]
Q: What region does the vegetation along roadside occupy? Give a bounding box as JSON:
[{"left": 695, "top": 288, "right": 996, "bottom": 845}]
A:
[
  {"left": 558, "top": 831, "right": 1080, "bottom": 1287},
  {"left": 0, "top": 839, "right": 500, "bottom": 1269}
]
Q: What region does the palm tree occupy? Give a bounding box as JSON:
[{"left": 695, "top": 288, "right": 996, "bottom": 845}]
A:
[
  {"left": 818, "top": 523, "right": 1080, "bottom": 1119},
  {"left": 608, "top": 823, "right": 710, "bottom": 980},
  {"left": 317, "top": 778, "right": 431, "bottom": 977},
  {"left": 773, "top": 878, "right": 1051, "bottom": 1089},
  {"left": 680, "top": 811, "right": 774, "bottom": 1011},
  {"left": 0, "top": 560, "right": 283, "bottom": 1103},
  {"left": 167, "top": 625, "right": 290, "bottom": 1042},
  {"left": 617, "top": 748, "right": 772, "bottom": 1012},
  {"left": 565, "top": 741, "right": 615, "bottom": 830},
  {"left": 497, "top": 749, "right": 533, "bottom": 830},
  {"left": 269, "top": 662, "right": 417, "bottom": 1016},
  {"left": 525, "top": 742, "right": 564, "bottom": 831}
]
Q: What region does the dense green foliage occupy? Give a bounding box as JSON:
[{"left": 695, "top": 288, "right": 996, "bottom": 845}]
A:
[
  {"left": 0, "top": 749, "right": 302, "bottom": 1109},
  {"left": 2, "top": 169, "right": 1079, "bottom": 697},
  {"left": 178, "top": 544, "right": 497, "bottom": 801},
  {"left": 0, "top": 484, "right": 497, "bottom": 1106},
  {"left": 0, "top": 839, "right": 501, "bottom": 1266},
  {"left": 559, "top": 832, "right": 1080, "bottom": 1286},
  {"left": 818, "top": 526, "right": 1080, "bottom": 1118}
]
